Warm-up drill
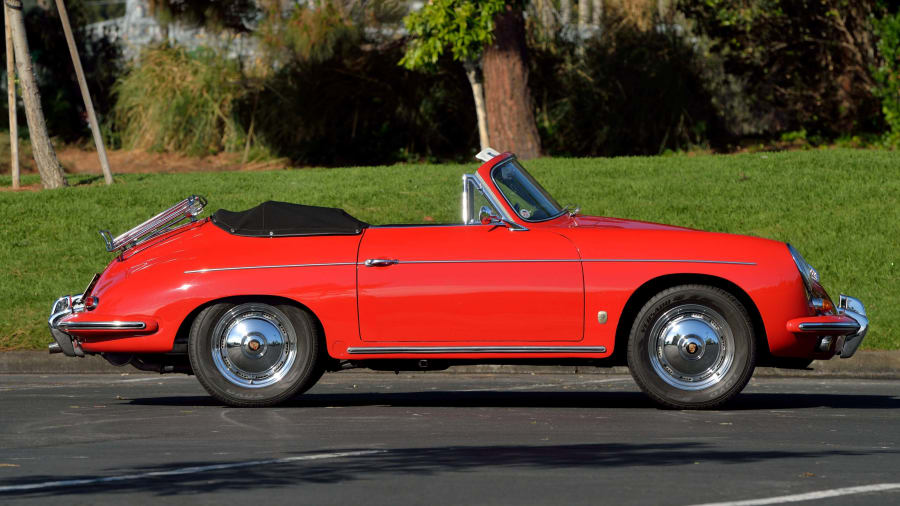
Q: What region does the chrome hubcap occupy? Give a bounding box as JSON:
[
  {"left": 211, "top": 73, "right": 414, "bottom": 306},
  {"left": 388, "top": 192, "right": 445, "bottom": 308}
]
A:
[
  {"left": 211, "top": 304, "right": 297, "bottom": 388},
  {"left": 649, "top": 304, "right": 733, "bottom": 391}
]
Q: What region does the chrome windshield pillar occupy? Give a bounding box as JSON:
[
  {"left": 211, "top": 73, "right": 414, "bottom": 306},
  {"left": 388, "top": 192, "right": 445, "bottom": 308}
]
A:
[{"left": 461, "top": 173, "right": 516, "bottom": 226}]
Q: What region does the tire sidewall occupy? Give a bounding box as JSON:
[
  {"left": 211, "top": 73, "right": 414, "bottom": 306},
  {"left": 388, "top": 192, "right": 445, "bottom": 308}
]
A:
[
  {"left": 628, "top": 285, "right": 756, "bottom": 409},
  {"left": 189, "top": 302, "right": 320, "bottom": 407}
]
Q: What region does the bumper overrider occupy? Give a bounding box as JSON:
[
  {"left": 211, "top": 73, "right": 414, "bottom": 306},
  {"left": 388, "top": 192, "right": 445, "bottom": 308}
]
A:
[
  {"left": 48, "top": 294, "right": 88, "bottom": 357},
  {"left": 48, "top": 293, "right": 152, "bottom": 357},
  {"left": 786, "top": 294, "right": 869, "bottom": 359}
]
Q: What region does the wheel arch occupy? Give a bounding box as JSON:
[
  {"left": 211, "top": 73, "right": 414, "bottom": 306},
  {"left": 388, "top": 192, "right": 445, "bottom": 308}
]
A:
[
  {"left": 611, "top": 273, "right": 768, "bottom": 365},
  {"left": 173, "top": 295, "right": 329, "bottom": 359}
]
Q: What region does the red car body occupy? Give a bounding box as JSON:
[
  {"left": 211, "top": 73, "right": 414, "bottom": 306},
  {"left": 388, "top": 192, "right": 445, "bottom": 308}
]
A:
[{"left": 49, "top": 151, "right": 868, "bottom": 408}]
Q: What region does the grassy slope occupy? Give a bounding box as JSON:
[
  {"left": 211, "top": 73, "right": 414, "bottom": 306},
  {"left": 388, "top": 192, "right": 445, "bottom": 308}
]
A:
[{"left": 1, "top": 149, "right": 897, "bottom": 350}]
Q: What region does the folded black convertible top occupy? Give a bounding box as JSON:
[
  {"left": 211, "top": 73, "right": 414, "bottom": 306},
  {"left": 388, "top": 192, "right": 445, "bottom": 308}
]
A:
[{"left": 212, "top": 201, "right": 367, "bottom": 237}]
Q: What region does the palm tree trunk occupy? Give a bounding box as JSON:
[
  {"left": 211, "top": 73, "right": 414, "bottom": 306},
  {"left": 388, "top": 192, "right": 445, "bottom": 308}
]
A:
[
  {"left": 560, "top": 0, "right": 572, "bottom": 27},
  {"left": 55, "top": 0, "right": 113, "bottom": 185},
  {"left": 4, "top": 4, "right": 19, "bottom": 189},
  {"left": 6, "top": 0, "right": 66, "bottom": 189},
  {"left": 591, "top": 0, "right": 603, "bottom": 29},
  {"left": 463, "top": 59, "right": 490, "bottom": 151}
]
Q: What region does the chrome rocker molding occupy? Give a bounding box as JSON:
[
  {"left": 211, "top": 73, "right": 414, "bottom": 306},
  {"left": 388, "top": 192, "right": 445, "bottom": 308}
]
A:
[{"left": 347, "top": 346, "right": 607, "bottom": 355}]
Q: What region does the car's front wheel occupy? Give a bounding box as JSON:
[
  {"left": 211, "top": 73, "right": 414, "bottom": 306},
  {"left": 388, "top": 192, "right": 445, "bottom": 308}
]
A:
[
  {"left": 627, "top": 285, "right": 756, "bottom": 409},
  {"left": 189, "top": 301, "right": 322, "bottom": 407}
]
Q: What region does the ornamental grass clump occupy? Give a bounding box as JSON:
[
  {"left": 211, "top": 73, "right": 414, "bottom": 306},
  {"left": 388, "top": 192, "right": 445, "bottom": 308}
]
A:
[{"left": 113, "top": 46, "right": 249, "bottom": 156}]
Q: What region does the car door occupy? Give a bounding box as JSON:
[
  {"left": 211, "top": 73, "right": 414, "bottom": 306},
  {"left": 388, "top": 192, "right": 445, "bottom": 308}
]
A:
[{"left": 356, "top": 224, "right": 584, "bottom": 342}]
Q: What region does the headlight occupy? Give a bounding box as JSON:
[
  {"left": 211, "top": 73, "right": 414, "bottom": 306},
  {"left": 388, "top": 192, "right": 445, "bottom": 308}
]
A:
[
  {"left": 787, "top": 243, "right": 819, "bottom": 289},
  {"left": 787, "top": 243, "right": 833, "bottom": 313}
]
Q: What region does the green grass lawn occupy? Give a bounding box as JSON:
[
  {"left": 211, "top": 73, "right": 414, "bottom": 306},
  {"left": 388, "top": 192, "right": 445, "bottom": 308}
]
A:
[{"left": 1, "top": 149, "right": 897, "bottom": 350}]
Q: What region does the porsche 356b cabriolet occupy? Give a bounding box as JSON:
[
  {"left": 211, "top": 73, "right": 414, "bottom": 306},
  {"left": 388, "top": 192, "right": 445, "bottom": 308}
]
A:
[{"left": 48, "top": 149, "right": 868, "bottom": 409}]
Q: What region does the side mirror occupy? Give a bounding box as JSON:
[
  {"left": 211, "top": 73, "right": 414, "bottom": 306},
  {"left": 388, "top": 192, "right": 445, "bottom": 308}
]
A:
[
  {"left": 479, "top": 205, "right": 528, "bottom": 231},
  {"left": 479, "top": 206, "right": 499, "bottom": 225}
]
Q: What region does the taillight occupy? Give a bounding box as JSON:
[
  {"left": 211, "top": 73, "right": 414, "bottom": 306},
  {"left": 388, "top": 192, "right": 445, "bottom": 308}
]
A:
[{"left": 83, "top": 296, "right": 99, "bottom": 310}]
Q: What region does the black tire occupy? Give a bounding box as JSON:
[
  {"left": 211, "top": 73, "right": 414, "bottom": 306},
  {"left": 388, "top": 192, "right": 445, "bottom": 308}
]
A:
[
  {"left": 627, "top": 285, "right": 756, "bottom": 409},
  {"left": 188, "top": 301, "right": 323, "bottom": 407}
]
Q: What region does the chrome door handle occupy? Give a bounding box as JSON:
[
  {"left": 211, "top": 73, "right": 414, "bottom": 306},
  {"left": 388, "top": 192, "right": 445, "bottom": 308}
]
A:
[{"left": 364, "top": 258, "right": 398, "bottom": 267}]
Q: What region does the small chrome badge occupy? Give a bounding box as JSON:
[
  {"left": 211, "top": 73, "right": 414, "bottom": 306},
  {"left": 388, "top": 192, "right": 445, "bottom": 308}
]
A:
[{"left": 597, "top": 311, "right": 607, "bottom": 324}]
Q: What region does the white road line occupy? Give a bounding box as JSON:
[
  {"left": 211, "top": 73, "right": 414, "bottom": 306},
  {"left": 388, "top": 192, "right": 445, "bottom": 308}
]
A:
[
  {"left": 0, "top": 450, "right": 383, "bottom": 493},
  {"left": 687, "top": 483, "right": 900, "bottom": 506}
]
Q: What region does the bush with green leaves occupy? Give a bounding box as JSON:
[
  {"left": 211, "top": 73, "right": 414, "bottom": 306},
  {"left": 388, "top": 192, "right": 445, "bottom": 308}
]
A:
[
  {"left": 678, "top": 0, "right": 884, "bottom": 139},
  {"left": 874, "top": 11, "right": 900, "bottom": 147}
]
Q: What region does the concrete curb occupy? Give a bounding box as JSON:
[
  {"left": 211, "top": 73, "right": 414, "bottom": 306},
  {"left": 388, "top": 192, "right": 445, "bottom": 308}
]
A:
[{"left": 1, "top": 350, "right": 898, "bottom": 378}]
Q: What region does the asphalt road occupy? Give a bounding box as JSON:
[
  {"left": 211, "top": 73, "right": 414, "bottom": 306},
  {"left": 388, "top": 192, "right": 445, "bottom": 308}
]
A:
[{"left": 0, "top": 372, "right": 898, "bottom": 505}]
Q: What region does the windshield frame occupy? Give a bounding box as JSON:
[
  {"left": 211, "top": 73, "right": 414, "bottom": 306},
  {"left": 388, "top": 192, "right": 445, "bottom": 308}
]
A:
[{"left": 489, "top": 158, "right": 566, "bottom": 223}]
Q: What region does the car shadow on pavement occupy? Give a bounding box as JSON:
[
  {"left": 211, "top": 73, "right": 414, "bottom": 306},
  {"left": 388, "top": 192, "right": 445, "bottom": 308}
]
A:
[
  {"left": 125, "top": 390, "right": 900, "bottom": 410},
  {"left": 1, "top": 442, "right": 892, "bottom": 498}
]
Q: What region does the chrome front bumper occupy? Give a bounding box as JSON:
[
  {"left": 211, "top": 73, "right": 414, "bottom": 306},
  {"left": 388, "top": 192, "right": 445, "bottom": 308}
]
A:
[
  {"left": 835, "top": 294, "right": 868, "bottom": 359},
  {"left": 48, "top": 294, "right": 85, "bottom": 357}
]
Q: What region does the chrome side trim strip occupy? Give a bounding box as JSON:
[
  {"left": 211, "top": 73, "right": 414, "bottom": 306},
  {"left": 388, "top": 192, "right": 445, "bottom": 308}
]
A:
[
  {"left": 186, "top": 258, "right": 754, "bottom": 273},
  {"left": 185, "top": 262, "right": 357, "bottom": 274},
  {"left": 388, "top": 259, "right": 755, "bottom": 266},
  {"left": 797, "top": 322, "right": 860, "bottom": 332},
  {"left": 57, "top": 321, "right": 147, "bottom": 330},
  {"left": 347, "top": 346, "right": 607, "bottom": 355},
  {"left": 581, "top": 259, "right": 756, "bottom": 266}
]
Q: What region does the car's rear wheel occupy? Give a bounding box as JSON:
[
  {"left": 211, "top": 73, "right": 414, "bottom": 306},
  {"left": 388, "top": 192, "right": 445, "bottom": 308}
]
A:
[
  {"left": 627, "top": 285, "right": 756, "bottom": 409},
  {"left": 188, "top": 301, "right": 322, "bottom": 407}
]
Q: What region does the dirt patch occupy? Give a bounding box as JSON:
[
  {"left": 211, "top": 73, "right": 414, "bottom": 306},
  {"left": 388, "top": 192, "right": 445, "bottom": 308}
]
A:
[
  {"left": 0, "top": 183, "right": 41, "bottom": 192},
  {"left": 57, "top": 147, "right": 289, "bottom": 174}
]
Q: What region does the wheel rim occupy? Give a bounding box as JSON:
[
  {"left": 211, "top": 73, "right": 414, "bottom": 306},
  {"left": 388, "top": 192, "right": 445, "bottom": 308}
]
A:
[
  {"left": 648, "top": 304, "right": 734, "bottom": 391},
  {"left": 210, "top": 304, "right": 298, "bottom": 388}
]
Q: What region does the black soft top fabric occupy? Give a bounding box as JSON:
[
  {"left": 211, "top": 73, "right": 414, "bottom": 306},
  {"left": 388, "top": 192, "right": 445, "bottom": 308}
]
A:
[{"left": 212, "top": 201, "right": 367, "bottom": 237}]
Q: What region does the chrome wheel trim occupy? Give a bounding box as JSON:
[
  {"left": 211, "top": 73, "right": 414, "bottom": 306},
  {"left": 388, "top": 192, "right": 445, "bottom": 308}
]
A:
[
  {"left": 648, "top": 304, "right": 734, "bottom": 391},
  {"left": 210, "top": 304, "right": 298, "bottom": 389}
]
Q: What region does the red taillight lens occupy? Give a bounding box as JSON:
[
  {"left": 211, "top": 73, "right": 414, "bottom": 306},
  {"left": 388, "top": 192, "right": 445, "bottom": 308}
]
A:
[{"left": 83, "top": 296, "right": 98, "bottom": 310}]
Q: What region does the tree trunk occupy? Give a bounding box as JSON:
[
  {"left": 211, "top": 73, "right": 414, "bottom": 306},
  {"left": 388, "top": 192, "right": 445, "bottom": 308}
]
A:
[
  {"left": 482, "top": 5, "right": 541, "bottom": 159},
  {"left": 591, "top": 0, "right": 603, "bottom": 29},
  {"left": 6, "top": 0, "right": 66, "bottom": 189},
  {"left": 578, "top": 0, "right": 590, "bottom": 34},
  {"left": 560, "top": 0, "right": 572, "bottom": 27},
  {"left": 463, "top": 59, "right": 490, "bottom": 152},
  {"left": 55, "top": 0, "right": 113, "bottom": 185},
  {"left": 5, "top": 4, "right": 19, "bottom": 189},
  {"left": 537, "top": 0, "right": 555, "bottom": 38}
]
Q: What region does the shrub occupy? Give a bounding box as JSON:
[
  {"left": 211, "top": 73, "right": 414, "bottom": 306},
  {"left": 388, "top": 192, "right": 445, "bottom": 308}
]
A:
[
  {"left": 112, "top": 46, "right": 252, "bottom": 156},
  {"left": 874, "top": 11, "right": 900, "bottom": 147},
  {"left": 678, "top": 0, "right": 884, "bottom": 139},
  {"left": 529, "top": 27, "right": 725, "bottom": 156}
]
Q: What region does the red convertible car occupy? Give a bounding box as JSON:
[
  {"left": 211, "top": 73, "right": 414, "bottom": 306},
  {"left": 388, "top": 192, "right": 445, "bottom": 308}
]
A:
[{"left": 48, "top": 149, "right": 868, "bottom": 409}]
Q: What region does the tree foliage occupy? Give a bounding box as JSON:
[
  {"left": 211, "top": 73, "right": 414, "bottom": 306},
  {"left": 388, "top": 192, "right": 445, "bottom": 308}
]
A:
[
  {"left": 400, "top": 0, "right": 505, "bottom": 69},
  {"left": 257, "top": 0, "right": 404, "bottom": 66},
  {"left": 146, "top": 0, "right": 258, "bottom": 33},
  {"left": 874, "top": 11, "right": 900, "bottom": 146},
  {"left": 679, "top": 0, "right": 884, "bottom": 137}
]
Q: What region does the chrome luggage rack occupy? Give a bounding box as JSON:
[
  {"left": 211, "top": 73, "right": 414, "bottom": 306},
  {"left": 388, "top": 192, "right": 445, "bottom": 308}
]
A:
[{"left": 99, "top": 195, "right": 207, "bottom": 253}]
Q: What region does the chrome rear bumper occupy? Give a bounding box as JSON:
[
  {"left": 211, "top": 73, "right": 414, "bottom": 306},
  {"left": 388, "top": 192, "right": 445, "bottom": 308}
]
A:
[{"left": 48, "top": 295, "right": 85, "bottom": 357}]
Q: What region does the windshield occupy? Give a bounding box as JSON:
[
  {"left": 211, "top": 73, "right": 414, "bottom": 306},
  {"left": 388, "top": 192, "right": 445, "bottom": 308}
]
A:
[{"left": 490, "top": 159, "right": 564, "bottom": 222}]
